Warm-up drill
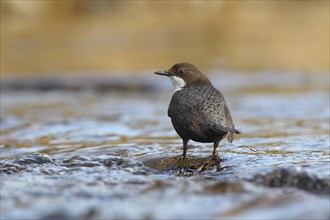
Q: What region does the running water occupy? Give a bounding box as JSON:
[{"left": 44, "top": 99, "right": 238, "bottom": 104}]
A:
[{"left": 1, "top": 70, "right": 329, "bottom": 219}]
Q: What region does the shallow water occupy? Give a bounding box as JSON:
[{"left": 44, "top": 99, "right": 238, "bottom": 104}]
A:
[{"left": 1, "top": 71, "right": 329, "bottom": 219}]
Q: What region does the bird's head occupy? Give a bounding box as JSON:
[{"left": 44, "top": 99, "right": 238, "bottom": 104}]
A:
[{"left": 154, "top": 63, "right": 210, "bottom": 91}]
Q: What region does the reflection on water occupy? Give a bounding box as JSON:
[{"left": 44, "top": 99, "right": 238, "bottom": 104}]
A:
[{"left": 0, "top": 71, "right": 329, "bottom": 219}]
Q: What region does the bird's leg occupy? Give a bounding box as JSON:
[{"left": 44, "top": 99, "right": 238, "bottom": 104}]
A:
[
  {"left": 212, "top": 140, "right": 220, "bottom": 157},
  {"left": 174, "top": 139, "right": 188, "bottom": 169},
  {"left": 197, "top": 140, "right": 221, "bottom": 172},
  {"left": 212, "top": 140, "right": 221, "bottom": 164},
  {"left": 182, "top": 139, "right": 188, "bottom": 159}
]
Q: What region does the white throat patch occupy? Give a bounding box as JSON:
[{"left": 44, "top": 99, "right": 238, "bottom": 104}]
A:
[{"left": 170, "top": 76, "right": 186, "bottom": 92}]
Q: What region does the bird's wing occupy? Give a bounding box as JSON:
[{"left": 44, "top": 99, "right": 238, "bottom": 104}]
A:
[
  {"left": 204, "top": 90, "right": 239, "bottom": 142},
  {"left": 167, "top": 90, "right": 186, "bottom": 118}
]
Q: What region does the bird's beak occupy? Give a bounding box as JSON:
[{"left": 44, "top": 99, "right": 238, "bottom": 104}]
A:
[{"left": 154, "top": 70, "right": 169, "bottom": 77}]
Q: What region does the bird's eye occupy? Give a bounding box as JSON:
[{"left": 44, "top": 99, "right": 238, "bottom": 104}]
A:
[{"left": 178, "top": 68, "right": 185, "bottom": 75}]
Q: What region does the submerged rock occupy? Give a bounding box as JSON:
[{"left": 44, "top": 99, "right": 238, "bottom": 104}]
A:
[{"left": 251, "top": 167, "right": 330, "bottom": 195}]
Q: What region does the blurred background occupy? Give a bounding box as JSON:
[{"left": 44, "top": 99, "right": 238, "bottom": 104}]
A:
[{"left": 1, "top": 0, "right": 329, "bottom": 79}]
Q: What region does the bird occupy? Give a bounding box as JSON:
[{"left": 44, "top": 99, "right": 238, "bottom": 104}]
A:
[{"left": 154, "top": 62, "right": 240, "bottom": 161}]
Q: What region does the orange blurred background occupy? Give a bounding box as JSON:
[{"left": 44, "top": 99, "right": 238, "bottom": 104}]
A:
[{"left": 1, "top": 0, "right": 329, "bottom": 78}]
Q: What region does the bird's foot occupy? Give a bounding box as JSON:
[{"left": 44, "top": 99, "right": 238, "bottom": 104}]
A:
[
  {"left": 212, "top": 154, "right": 221, "bottom": 163},
  {"left": 196, "top": 155, "right": 222, "bottom": 173},
  {"left": 173, "top": 155, "right": 195, "bottom": 175},
  {"left": 173, "top": 155, "right": 187, "bottom": 169}
]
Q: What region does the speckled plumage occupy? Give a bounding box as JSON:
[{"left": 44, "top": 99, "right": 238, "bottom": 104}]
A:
[
  {"left": 168, "top": 81, "right": 236, "bottom": 143},
  {"left": 155, "top": 63, "right": 240, "bottom": 158}
]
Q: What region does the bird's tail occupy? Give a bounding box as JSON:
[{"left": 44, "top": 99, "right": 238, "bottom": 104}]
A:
[
  {"left": 234, "top": 129, "right": 241, "bottom": 134},
  {"left": 227, "top": 129, "right": 241, "bottom": 143}
]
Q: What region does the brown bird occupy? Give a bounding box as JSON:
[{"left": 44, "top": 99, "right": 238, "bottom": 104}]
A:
[{"left": 155, "top": 63, "right": 240, "bottom": 160}]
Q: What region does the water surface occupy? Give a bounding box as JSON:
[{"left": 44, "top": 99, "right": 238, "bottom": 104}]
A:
[{"left": 1, "top": 71, "right": 329, "bottom": 219}]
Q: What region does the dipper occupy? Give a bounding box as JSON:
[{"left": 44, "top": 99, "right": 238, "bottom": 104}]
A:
[{"left": 155, "top": 63, "right": 240, "bottom": 160}]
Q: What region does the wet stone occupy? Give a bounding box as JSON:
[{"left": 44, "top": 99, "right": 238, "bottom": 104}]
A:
[
  {"left": 0, "top": 161, "right": 24, "bottom": 174},
  {"left": 142, "top": 155, "right": 223, "bottom": 174},
  {"left": 62, "top": 155, "right": 91, "bottom": 163},
  {"left": 16, "top": 153, "right": 56, "bottom": 165},
  {"left": 251, "top": 167, "right": 330, "bottom": 195}
]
